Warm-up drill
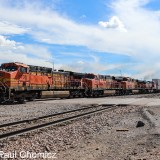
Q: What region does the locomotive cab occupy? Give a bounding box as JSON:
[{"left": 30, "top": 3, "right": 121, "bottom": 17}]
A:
[
  {"left": 0, "top": 62, "right": 29, "bottom": 73},
  {"left": 0, "top": 62, "right": 30, "bottom": 103},
  {"left": 0, "top": 62, "right": 29, "bottom": 89},
  {"left": 82, "top": 74, "right": 96, "bottom": 89},
  {"left": 83, "top": 74, "right": 108, "bottom": 89}
]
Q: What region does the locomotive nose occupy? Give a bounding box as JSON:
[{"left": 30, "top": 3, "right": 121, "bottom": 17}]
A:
[
  {"left": 0, "top": 71, "right": 5, "bottom": 82},
  {"left": 0, "top": 71, "right": 4, "bottom": 76},
  {"left": 0, "top": 70, "right": 9, "bottom": 87},
  {"left": 0, "top": 71, "right": 6, "bottom": 102},
  {"left": 0, "top": 70, "right": 6, "bottom": 80}
]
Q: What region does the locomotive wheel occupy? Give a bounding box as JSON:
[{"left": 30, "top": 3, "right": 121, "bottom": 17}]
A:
[
  {"left": 69, "top": 91, "right": 76, "bottom": 98},
  {"left": 18, "top": 97, "right": 25, "bottom": 104},
  {"left": 79, "top": 92, "right": 84, "bottom": 98},
  {"left": 68, "top": 94, "right": 73, "bottom": 99},
  {"left": 88, "top": 93, "right": 93, "bottom": 97},
  {"left": 26, "top": 97, "right": 34, "bottom": 101}
]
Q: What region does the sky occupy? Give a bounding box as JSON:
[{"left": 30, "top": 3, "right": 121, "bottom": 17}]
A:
[{"left": 0, "top": 0, "right": 160, "bottom": 80}]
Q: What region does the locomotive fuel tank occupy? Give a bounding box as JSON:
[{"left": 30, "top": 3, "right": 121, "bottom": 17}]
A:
[
  {"left": 41, "top": 91, "right": 69, "bottom": 98},
  {"left": 103, "top": 90, "right": 116, "bottom": 96}
]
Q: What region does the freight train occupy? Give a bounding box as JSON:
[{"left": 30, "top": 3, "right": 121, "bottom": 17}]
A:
[{"left": 0, "top": 62, "right": 159, "bottom": 104}]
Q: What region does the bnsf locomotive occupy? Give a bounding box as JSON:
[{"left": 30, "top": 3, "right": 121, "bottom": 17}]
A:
[{"left": 0, "top": 62, "right": 158, "bottom": 104}]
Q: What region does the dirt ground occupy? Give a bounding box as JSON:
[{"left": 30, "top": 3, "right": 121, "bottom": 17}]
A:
[
  {"left": 0, "top": 95, "right": 160, "bottom": 160},
  {"left": 58, "top": 106, "right": 160, "bottom": 160}
]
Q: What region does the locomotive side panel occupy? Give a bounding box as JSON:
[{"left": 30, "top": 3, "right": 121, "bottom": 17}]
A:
[
  {"left": 29, "top": 74, "right": 50, "bottom": 90},
  {"left": 53, "top": 72, "right": 67, "bottom": 89}
]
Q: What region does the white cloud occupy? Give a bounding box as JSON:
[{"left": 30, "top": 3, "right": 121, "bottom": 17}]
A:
[
  {"left": 0, "top": 35, "right": 26, "bottom": 51},
  {"left": 0, "top": 35, "right": 16, "bottom": 48},
  {"left": 22, "top": 44, "right": 52, "bottom": 59},
  {"left": 0, "top": 1, "right": 131, "bottom": 56},
  {"left": 77, "top": 61, "right": 84, "bottom": 65},
  {"left": 0, "top": 21, "right": 28, "bottom": 35},
  {"left": 99, "top": 16, "right": 127, "bottom": 32},
  {"left": 59, "top": 61, "right": 123, "bottom": 74},
  {"left": 0, "top": 36, "right": 53, "bottom": 66},
  {"left": 0, "top": 51, "right": 53, "bottom": 68},
  {"left": 0, "top": 0, "right": 160, "bottom": 79},
  {"left": 58, "top": 55, "right": 122, "bottom": 74}
]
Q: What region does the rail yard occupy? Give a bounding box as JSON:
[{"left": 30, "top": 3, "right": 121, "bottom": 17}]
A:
[
  {"left": 0, "top": 94, "right": 160, "bottom": 159},
  {"left": 2, "top": 0, "right": 160, "bottom": 159},
  {"left": 0, "top": 62, "right": 160, "bottom": 104},
  {"left": 1, "top": 62, "right": 160, "bottom": 159}
]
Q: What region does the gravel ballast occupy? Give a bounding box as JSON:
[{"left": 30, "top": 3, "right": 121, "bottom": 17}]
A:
[{"left": 0, "top": 95, "right": 160, "bottom": 159}]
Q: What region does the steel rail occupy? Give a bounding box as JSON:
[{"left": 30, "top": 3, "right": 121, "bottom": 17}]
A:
[
  {"left": 0, "top": 104, "right": 102, "bottom": 128},
  {"left": 33, "top": 92, "right": 156, "bottom": 102},
  {"left": 0, "top": 105, "right": 117, "bottom": 140}
]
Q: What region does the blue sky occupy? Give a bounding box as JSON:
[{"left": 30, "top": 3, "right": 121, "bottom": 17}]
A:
[
  {"left": 0, "top": 0, "right": 160, "bottom": 79},
  {"left": 54, "top": 0, "right": 112, "bottom": 24}
]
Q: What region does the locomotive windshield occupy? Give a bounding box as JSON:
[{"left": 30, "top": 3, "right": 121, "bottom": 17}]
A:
[
  {"left": 84, "top": 74, "right": 95, "bottom": 79},
  {"left": 3, "top": 66, "right": 17, "bottom": 72}
]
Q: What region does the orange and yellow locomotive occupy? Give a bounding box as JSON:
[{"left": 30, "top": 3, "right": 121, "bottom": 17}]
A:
[{"left": 0, "top": 62, "right": 157, "bottom": 104}]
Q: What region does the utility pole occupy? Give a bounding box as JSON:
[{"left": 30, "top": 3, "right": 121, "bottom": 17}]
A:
[
  {"left": 46, "top": 61, "right": 54, "bottom": 71},
  {"left": 119, "top": 70, "right": 122, "bottom": 76}
]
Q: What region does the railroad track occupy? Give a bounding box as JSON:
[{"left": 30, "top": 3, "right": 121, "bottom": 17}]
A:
[
  {"left": 0, "top": 104, "right": 128, "bottom": 140},
  {"left": 1, "top": 93, "right": 157, "bottom": 105},
  {"left": 31, "top": 93, "right": 157, "bottom": 102}
]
